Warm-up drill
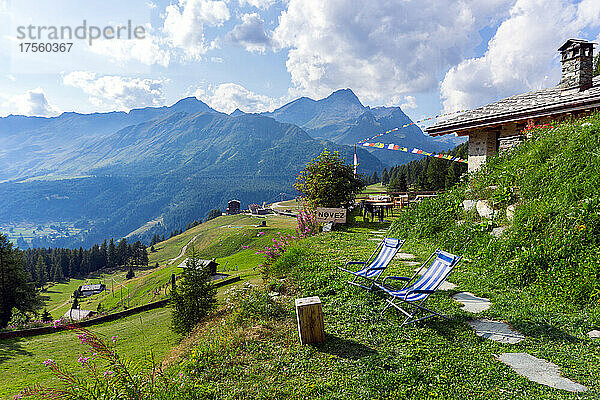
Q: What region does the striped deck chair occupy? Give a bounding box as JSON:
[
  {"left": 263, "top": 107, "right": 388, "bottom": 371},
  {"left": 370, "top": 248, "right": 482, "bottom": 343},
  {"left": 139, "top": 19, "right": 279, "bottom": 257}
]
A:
[
  {"left": 376, "top": 249, "right": 461, "bottom": 327},
  {"left": 338, "top": 238, "right": 406, "bottom": 290}
]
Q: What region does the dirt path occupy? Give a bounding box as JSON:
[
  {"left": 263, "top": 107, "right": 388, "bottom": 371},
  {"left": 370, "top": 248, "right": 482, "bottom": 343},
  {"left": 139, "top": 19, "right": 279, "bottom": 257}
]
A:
[{"left": 168, "top": 233, "right": 201, "bottom": 265}]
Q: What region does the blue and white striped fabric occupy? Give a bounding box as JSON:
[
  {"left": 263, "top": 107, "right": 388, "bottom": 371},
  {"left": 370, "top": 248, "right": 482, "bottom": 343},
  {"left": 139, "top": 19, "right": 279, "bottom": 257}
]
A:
[
  {"left": 354, "top": 238, "right": 402, "bottom": 279},
  {"left": 379, "top": 250, "right": 458, "bottom": 302}
]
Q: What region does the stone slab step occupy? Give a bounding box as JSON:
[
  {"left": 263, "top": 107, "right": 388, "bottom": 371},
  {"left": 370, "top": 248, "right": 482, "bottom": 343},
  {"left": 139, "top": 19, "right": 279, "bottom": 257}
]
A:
[
  {"left": 468, "top": 319, "right": 525, "bottom": 344},
  {"left": 499, "top": 353, "right": 587, "bottom": 392},
  {"left": 587, "top": 330, "right": 600, "bottom": 339},
  {"left": 394, "top": 253, "right": 416, "bottom": 260},
  {"left": 452, "top": 292, "right": 491, "bottom": 313}
]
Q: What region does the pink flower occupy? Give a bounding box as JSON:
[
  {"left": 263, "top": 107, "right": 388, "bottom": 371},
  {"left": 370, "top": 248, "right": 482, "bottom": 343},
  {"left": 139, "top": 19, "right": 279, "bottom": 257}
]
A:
[
  {"left": 111, "top": 335, "right": 118, "bottom": 343},
  {"left": 78, "top": 355, "right": 91, "bottom": 366},
  {"left": 43, "top": 359, "right": 55, "bottom": 367},
  {"left": 104, "top": 370, "right": 114, "bottom": 377}
]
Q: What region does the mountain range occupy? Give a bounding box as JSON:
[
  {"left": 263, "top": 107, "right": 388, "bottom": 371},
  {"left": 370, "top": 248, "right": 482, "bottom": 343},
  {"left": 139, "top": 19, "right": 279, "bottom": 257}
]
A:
[{"left": 0, "top": 89, "right": 462, "bottom": 247}]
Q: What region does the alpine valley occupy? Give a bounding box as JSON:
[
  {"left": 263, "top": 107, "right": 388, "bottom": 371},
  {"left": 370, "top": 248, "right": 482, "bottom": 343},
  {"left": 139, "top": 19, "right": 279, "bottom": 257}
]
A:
[{"left": 0, "top": 89, "right": 462, "bottom": 248}]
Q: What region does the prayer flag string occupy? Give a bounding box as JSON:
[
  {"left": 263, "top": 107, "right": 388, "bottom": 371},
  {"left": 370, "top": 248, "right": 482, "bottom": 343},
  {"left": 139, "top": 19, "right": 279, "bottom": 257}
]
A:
[
  {"left": 356, "top": 109, "right": 468, "bottom": 144},
  {"left": 361, "top": 142, "right": 467, "bottom": 163}
]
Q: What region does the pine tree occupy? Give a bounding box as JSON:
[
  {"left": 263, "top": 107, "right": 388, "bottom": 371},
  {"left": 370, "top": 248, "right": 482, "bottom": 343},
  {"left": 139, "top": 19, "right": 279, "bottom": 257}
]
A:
[
  {"left": 170, "top": 248, "right": 217, "bottom": 334},
  {"left": 35, "top": 255, "right": 48, "bottom": 287},
  {"left": 116, "top": 239, "right": 128, "bottom": 267},
  {"left": 0, "top": 234, "right": 38, "bottom": 328},
  {"left": 107, "top": 238, "right": 117, "bottom": 268},
  {"left": 381, "top": 168, "right": 389, "bottom": 185},
  {"left": 52, "top": 262, "right": 64, "bottom": 282}
]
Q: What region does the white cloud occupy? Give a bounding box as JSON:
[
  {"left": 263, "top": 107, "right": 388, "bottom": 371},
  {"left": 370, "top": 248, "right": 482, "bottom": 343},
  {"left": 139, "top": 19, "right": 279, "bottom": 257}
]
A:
[
  {"left": 3, "top": 88, "right": 60, "bottom": 116},
  {"left": 147, "top": 1, "right": 157, "bottom": 9},
  {"left": 441, "top": 0, "right": 600, "bottom": 112},
  {"left": 273, "top": 0, "right": 514, "bottom": 103},
  {"left": 226, "top": 12, "right": 272, "bottom": 53},
  {"left": 400, "top": 95, "right": 417, "bottom": 110},
  {"left": 192, "top": 82, "right": 281, "bottom": 113},
  {"left": 88, "top": 25, "right": 171, "bottom": 67},
  {"left": 62, "top": 71, "right": 167, "bottom": 111},
  {"left": 163, "top": 0, "right": 230, "bottom": 60},
  {"left": 239, "top": 0, "right": 275, "bottom": 10}
]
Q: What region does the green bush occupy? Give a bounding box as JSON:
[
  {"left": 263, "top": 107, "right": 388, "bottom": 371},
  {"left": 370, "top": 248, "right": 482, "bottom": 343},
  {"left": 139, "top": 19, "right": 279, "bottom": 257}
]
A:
[
  {"left": 224, "top": 283, "right": 286, "bottom": 323},
  {"left": 293, "top": 149, "right": 365, "bottom": 208}
]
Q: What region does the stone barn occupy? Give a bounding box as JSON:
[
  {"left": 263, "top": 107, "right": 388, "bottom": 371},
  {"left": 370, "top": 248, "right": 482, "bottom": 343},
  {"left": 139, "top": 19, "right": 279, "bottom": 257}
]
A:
[{"left": 427, "top": 39, "right": 600, "bottom": 172}]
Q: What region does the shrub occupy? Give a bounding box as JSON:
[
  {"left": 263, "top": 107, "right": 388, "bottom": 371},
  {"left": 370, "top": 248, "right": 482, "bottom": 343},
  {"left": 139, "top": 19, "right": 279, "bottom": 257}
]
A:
[
  {"left": 296, "top": 204, "right": 319, "bottom": 238},
  {"left": 293, "top": 149, "right": 365, "bottom": 208},
  {"left": 224, "top": 283, "right": 285, "bottom": 323},
  {"left": 7, "top": 307, "right": 28, "bottom": 329}
]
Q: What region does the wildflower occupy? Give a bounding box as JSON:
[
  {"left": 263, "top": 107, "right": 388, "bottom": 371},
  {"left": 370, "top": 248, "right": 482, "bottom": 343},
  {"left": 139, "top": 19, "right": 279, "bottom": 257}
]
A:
[
  {"left": 577, "top": 224, "right": 586, "bottom": 231},
  {"left": 43, "top": 359, "right": 55, "bottom": 367},
  {"left": 78, "top": 355, "right": 91, "bottom": 366},
  {"left": 104, "top": 370, "right": 114, "bottom": 377},
  {"left": 14, "top": 394, "right": 23, "bottom": 400},
  {"left": 111, "top": 335, "right": 118, "bottom": 343}
]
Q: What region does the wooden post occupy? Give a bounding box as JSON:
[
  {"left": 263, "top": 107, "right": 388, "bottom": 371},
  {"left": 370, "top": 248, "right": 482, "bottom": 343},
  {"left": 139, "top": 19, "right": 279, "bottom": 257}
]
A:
[{"left": 295, "top": 296, "right": 325, "bottom": 344}]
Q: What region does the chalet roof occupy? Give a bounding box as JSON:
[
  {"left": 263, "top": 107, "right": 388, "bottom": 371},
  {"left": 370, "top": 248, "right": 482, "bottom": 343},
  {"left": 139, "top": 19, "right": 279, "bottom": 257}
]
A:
[
  {"left": 64, "top": 309, "right": 95, "bottom": 321},
  {"left": 80, "top": 284, "right": 104, "bottom": 291},
  {"left": 427, "top": 76, "right": 600, "bottom": 136},
  {"left": 177, "top": 258, "right": 219, "bottom": 269}
]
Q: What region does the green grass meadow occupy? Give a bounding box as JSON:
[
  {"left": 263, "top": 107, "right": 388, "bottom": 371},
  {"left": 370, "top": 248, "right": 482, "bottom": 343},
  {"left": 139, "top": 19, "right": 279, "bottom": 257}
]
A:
[{"left": 0, "top": 308, "right": 178, "bottom": 400}]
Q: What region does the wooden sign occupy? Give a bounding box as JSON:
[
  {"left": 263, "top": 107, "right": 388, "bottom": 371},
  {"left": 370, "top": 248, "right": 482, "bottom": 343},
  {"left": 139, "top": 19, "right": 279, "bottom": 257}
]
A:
[{"left": 316, "top": 207, "right": 346, "bottom": 223}]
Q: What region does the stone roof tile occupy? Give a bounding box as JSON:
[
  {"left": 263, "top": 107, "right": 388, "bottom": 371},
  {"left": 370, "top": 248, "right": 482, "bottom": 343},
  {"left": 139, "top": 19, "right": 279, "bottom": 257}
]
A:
[{"left": 427, "top": 76, "right": 600, "bottom": 135}]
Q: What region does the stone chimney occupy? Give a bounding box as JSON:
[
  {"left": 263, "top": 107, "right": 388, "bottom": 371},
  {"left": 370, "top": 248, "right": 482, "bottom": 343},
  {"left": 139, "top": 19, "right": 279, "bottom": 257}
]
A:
[{"left": 559, "top": 39, "right": 595, "bottom": 91}]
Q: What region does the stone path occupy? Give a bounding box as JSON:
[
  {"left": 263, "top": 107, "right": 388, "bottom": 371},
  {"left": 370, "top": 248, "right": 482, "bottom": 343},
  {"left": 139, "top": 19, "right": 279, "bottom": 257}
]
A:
[
  {"left": 452, "top": 292, "right": 491, "bottom": 313},
  {"left": 499, "top": 353, "right": 588, "bottom": 392},
  {"left": 467, "top": 319, "right": 525, "bottom": 344},
  {"left": 588, "top": 330, "right": 600, "bottom": 339},
  {"left": 394, "top": 252, "right": 416, "bottom": 260},
  {"left": 452, "top": 289, "right": 588, "bottom": 392}
]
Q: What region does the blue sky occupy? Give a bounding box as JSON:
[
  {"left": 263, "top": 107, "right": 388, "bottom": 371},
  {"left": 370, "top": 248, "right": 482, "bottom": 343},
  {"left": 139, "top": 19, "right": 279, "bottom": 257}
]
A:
[{"left": 0, "top": 0, "right": 599, "bottom": 124}]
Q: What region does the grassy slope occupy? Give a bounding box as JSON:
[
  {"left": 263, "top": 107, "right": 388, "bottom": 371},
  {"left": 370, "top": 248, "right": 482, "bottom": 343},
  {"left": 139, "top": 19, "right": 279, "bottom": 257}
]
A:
[
  {"left": 173, "top": 117, "right": 600, "bottom": 399},
  {"left": 0, "top": 308, "right": 178, "bottom": 400},
  {"left": 362, "top": 182, "right": 386, "bottom": 193},
  {"left": 176, "top": 225, "right": 600, "bottom": 399},
  {"left": 1, "top": 213, "right": 297, "bottom": 397},
  {"left": 41, "top": 214, "right": 296, "bottom": 318}
]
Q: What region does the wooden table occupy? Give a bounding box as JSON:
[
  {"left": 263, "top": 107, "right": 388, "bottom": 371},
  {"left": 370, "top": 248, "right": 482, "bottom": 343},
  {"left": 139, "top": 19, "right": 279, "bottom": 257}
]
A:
[{"left": 361, "top": 200, "right": 394, "bottom": 221}]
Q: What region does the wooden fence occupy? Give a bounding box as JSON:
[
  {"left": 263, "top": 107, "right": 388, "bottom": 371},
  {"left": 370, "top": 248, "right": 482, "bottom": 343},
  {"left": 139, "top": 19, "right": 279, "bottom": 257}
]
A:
[{"left": 0, "top": 275, "right": 241, "bottom": 340}]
